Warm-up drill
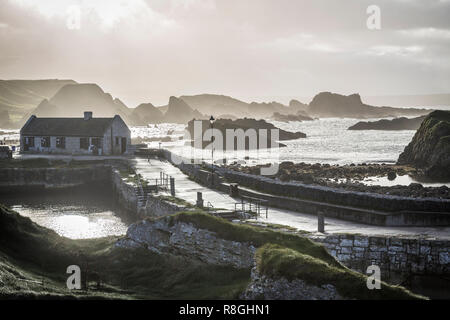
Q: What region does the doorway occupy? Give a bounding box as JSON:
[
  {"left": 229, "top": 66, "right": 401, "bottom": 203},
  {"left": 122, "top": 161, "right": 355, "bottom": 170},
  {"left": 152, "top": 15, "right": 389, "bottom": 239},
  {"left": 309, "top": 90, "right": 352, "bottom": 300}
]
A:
[{"left": 121, "top": 137, "right": 127, "bottom": 154}]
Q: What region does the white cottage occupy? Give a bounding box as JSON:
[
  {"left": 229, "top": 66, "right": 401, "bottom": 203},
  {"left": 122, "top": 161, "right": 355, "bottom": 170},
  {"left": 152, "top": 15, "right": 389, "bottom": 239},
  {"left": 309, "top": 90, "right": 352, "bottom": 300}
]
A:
[{"left": 20, "top": 112, "right": 131, "bottom": 155}]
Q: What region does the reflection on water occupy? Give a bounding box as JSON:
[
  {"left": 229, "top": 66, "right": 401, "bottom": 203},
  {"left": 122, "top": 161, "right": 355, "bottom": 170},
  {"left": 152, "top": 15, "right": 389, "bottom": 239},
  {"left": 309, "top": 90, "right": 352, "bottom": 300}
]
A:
[
  {"left": 337, "top": 175, "right": 450, "bottom": 188},
  {"left": 10, "top": 204, "right": 128, "bottom": 239},
  {"left": 361, "top": 175, "right": 450, "bottom": 187},
  {"left": 0, "top": 187, "right": 130, "bottom": 239}
]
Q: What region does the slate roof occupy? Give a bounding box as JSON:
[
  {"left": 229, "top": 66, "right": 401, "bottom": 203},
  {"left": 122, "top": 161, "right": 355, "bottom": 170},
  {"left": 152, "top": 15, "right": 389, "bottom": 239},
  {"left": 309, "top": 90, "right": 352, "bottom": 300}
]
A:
[{"left": 21, "top": 116, "right": 114, "bottom": 137}]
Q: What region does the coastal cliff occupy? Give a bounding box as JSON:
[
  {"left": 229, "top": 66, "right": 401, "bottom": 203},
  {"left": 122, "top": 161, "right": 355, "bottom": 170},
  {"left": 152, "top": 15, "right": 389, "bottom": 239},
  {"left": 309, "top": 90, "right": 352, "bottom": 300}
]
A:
[{"left": 398, "top": 110, "right": 450, "bottom": 179}]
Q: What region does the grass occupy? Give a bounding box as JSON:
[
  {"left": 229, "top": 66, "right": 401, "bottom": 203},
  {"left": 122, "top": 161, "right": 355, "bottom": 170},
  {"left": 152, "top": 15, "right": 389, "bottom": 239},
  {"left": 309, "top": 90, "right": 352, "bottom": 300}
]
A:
[
  {"left": 157, "top": 195, "right": 194, "bottom": 208},
  {"left": 256, "top": 244, "right": 424, "bottom": 300},
  {"left": 0, "top": 204, "right": 424, "bottom": 300},
  {"left": 167, "top": 211, "right": 340, "bottom": 268},
  {"left": 118, "top": 166, "right": 149, "bottom": 187},
  {"left": 0, "top": 204, "right": 249, "bottom": 299}
]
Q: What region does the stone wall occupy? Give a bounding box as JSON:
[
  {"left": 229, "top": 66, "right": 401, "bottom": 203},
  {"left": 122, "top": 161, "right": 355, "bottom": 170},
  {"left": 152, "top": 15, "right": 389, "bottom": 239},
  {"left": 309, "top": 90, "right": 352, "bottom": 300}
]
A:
[
  {"left": 152, "top": 150, "right": 450, "bottom": 226},
  {"left": 308, "top": 233, "right": 450, "bottom": 277},
  {"left": 0, "top": 165, "right": 111, "bottom": 191},
  {"left": 111, "top": 169, "right": 138, "bottom": 214},
  {"left": 242, "top": 267, "right": 345, "bottom": 300},
  {"left": 216, "top": 167, "right": 450, "bottom": 213},
  {"left": 142, "top": 194, "right": 185, "bottom": 218}
]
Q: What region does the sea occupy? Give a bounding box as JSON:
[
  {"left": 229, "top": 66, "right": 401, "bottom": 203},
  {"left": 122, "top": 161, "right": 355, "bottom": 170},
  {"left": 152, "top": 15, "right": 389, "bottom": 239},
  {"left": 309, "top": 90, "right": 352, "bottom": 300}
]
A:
[{"left": 131, "top": 118, "right": 418, "bottom": 166}]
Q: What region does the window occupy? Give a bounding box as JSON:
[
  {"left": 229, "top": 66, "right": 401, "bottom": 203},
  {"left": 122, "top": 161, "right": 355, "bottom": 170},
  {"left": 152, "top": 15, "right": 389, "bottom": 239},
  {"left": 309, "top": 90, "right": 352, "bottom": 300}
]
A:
[
  {"left": 41, "top": 137, "right": 50, "bottom": 148},
  {"left": 56, "top": 137, "right": 65, "bottom": 149},
  {"left": 80, "top": 137, "right": 89, "bottom": 150},
  {"left": 115, "top": 137, "right": 120, "bottom": 146},
  {"left": 91, "top": 137, "right": 102, "bottom": 148},
  {"left": 25, "top": 137, "right": 34, "bottom": 147}
]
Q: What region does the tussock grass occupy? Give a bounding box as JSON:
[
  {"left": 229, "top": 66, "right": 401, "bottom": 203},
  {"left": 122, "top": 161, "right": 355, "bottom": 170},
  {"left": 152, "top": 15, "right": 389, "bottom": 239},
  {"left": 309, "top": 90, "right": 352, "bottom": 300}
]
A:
[{"left": 256, "top": 244, "right": 424, "bottom": 300}]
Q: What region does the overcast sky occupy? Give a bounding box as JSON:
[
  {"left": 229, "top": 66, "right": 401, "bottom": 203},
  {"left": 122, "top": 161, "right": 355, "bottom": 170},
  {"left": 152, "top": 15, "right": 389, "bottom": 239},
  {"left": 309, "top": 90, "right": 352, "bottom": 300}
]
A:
[{"left": 0, "top": 0, "right": 449, "bottom": 106}]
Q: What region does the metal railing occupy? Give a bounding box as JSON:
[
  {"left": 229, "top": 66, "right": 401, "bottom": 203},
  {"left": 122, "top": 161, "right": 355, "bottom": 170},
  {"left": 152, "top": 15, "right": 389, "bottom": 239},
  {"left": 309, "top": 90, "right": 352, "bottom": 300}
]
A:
[
  {"left": 234, "top": 196, "right": 269, "bottom": 220},
  {"left": 206, "top": 201, "right": 214, "bottom": 212}
]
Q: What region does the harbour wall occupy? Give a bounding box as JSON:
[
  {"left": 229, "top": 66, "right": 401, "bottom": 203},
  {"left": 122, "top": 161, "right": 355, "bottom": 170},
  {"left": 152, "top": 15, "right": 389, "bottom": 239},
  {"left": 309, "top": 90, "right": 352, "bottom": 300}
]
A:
[{"left": 142, "top": 149, "right": 450, "bottom": 227}]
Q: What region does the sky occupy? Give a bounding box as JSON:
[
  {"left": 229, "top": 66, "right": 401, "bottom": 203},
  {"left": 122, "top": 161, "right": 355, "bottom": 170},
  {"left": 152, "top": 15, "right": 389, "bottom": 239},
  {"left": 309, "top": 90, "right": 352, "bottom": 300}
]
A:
[{"left": 0, "top": 0, "right": 449, "bottom": 106}]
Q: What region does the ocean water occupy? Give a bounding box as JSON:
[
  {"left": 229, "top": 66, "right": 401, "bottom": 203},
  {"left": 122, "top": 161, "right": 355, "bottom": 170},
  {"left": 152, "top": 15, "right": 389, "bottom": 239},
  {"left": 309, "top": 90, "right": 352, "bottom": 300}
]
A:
[
  {"left": 133, "top": 118, "right": 417, "bottom": 166},
  {"left": 0, "top": 118, "right": 424, "bottom": 165}
]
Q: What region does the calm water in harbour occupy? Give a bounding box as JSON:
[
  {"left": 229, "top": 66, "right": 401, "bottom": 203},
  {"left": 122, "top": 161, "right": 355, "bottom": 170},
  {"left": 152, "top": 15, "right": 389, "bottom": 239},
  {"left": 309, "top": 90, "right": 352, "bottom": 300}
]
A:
[
  {"left": 10, "top": 204, "right": 128, "bottom": 239},
  {"left": 1, "top": 190, "right": 129, "bottom": 239}
]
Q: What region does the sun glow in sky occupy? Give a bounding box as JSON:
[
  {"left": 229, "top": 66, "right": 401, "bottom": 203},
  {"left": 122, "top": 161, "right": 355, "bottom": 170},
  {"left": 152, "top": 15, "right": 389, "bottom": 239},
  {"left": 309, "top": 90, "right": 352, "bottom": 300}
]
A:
[{"left": 1, "top": 0, "right": 449, "bottom": 106}]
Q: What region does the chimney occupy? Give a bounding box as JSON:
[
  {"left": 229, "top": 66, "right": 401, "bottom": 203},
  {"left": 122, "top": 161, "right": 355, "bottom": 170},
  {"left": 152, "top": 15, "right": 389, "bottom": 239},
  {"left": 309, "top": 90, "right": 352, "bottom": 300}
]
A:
[{"left": 84, "top": 111, "right": 93, "bottom": 120}]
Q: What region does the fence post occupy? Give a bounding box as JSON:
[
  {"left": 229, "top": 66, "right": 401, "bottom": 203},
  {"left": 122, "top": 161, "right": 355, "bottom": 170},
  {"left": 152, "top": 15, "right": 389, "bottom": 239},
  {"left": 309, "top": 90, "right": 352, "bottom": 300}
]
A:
[
  {"left": 196, "top": 192, "right": 204, "bottom": 208},
  {"left": 318, "top": 211, "right": 325, "bottom": 233},
  {"left": 170, "top": 177, "right": 175, "bottom": 196}
]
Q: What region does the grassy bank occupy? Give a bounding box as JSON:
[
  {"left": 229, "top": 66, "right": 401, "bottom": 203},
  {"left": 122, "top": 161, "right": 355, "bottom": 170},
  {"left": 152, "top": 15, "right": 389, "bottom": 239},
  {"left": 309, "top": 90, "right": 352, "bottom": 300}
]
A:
[
  {"left": 0, "top": 204, "right": 249, "bottom": 299},
  {"left": 0, "top": 204, "right": 423, "bottom": 300},
  {"left": 256, "top": 244, "right": 424, "bottom": 300},
  {"left": 168, "top": 211, "right": 340, "bottom": 268}
]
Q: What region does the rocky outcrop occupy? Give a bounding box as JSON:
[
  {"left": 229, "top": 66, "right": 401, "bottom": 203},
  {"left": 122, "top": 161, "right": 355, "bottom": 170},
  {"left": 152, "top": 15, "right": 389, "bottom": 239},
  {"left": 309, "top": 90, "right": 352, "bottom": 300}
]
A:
[
  {"left": 242, "top": 267, "right": 345, "bottom": 300},
  {"left": 179, "top": 94, "right": 308, "bottom": 119},
  {"left": 348, "top": 115, "right": 427, "bottom": 131},
  {"left": 163, "top": 96, "right": 204, "bottom": 124},
  {"left": 186, "top": 118, "right": 306, "bottom": 149},
  {"left": 308, "top": 92, "right": 430, "bottom": 119},
  {"left": 0, "top": 79, "right": 77, "bottom": 129},
  {"left": 23, "top": 83, "right": 132, "bottom": 125},
  {"left": 289, "top": 99, "right": 308, "bottom": 113},
  {"left": 116, "top": 216, "right": 256, "bottom": 269},
  {"left": 398, "top": 110, "right": 450, "bottom": 179},
  {"left": 130, "top": 102, "right": 164, "bottom": 125}
]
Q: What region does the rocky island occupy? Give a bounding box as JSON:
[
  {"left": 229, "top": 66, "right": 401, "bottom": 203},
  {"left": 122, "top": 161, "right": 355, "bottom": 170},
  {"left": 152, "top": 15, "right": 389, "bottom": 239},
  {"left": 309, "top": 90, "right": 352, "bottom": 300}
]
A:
[
  {"left": 307, "top": 92, "right": 431, "bottom": 119},
  {"left": 186, "top": 118, "right": 306, "bottom": 149},
  {"left": 348, "top": 115, "right": 428, "bottom": 131}
]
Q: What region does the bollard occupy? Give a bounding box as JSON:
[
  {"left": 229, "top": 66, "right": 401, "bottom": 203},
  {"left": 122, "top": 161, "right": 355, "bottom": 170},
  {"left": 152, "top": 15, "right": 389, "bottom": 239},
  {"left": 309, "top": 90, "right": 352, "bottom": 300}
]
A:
[
  {"left": 229, "top": 183, "right": 239, "bottom": 197},
  {"left": 318, "top": 211, "right": 325, "bottom": 233},
  {"left": 170, "top": 177, "right": 175, "bottom": 197},
  {"left": 196, "top": 192, "right": 204, "bottom": 208}
]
